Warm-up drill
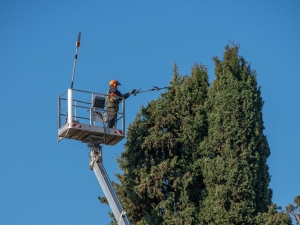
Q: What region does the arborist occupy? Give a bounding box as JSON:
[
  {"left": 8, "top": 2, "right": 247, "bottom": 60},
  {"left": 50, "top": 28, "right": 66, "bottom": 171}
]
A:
[{"left": 106, "top": 80, "right": 136, "bottom": 128}]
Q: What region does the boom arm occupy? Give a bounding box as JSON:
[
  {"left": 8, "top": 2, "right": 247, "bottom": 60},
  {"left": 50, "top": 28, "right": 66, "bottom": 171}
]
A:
[{"left": 89, "top": 145, "right": 131, "bottom": 225}]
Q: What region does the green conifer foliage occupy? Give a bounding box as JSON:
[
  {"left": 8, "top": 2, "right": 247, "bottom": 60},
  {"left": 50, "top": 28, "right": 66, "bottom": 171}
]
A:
[
  {"left": 101, "top": 44, "right": 292, "bottom": 225},
  {"left": 255, "top": 204, "right": 292, "bottom": 225},
  {"left": 200, "top": 45, "right": 273, "bottom": 224},
  {"left": 114, "top": 63, "right": 209, "bottom": 224}
]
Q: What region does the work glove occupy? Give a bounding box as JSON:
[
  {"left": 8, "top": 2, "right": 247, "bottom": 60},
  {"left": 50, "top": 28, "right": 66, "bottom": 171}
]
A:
[{"left": 130, "top": 89, "right": 137, "bottom": 94}]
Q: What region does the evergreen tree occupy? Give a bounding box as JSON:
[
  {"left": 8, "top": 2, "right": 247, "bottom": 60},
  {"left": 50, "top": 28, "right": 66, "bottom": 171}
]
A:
[
  {"left": 113, "top": 63, "right": 209, "bottom": 224},
  {"left": 99, "top": 44, "right": 292, "bottom": 225},
  {"left": 199, "top": 44, "right": 289, "bottom": 224}
]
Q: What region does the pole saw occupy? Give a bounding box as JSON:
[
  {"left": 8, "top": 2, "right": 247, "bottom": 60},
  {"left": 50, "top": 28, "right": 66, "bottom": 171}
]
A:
[
  {"left": 131, "top": 86, "right": 169, "bottom": 96},
  {"left": 70, "top": 31, "right": 81, "bottom": 89}
]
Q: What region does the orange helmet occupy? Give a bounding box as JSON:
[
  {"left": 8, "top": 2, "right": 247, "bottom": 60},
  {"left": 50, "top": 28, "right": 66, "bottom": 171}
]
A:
[{"left": 109, "top": 80, "right": 121, "bottom": 88}]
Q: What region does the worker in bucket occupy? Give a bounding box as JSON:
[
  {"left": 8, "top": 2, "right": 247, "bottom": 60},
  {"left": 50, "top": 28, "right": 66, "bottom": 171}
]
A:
[{"left": 106, "top": 80, "right": 136, "bottom": 128}]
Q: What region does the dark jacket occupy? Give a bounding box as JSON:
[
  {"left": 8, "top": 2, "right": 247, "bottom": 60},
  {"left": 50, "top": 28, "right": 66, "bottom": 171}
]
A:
[{"left": 106, "top": 87, "right": 130, "bottom": 111}]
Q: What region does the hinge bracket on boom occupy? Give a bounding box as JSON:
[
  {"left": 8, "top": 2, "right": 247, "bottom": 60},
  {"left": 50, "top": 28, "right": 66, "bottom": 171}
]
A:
[
  {"left": 88, "top": 144, "right": 102, "bottom": 170},
  {"left": 118, "top": 210, "right": 127, "bottom": 223}
]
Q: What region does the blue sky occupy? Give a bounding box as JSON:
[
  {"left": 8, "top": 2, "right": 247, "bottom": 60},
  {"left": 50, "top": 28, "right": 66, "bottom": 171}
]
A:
[{"left": 1, "top": 1, "right": 299, "bottom": 224}]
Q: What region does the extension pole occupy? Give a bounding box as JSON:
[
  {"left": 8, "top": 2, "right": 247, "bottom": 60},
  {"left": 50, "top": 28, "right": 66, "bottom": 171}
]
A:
[
  {"left": 131, "top": 86, "right": 169, "bottom": 96},
  {"left": 70, "top": 32, "right": 81, "bottom": 89}
]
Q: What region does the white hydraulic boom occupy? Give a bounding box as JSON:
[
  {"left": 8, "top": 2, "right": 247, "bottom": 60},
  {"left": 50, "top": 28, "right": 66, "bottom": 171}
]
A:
[{"left": 88, "top": 145, "right": 131, "bottom": 225}]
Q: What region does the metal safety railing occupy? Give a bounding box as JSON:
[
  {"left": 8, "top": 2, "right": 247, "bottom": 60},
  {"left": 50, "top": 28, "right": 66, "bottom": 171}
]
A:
[{"left": 58, "top": 89, "right": 125, "bottom": 131}]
